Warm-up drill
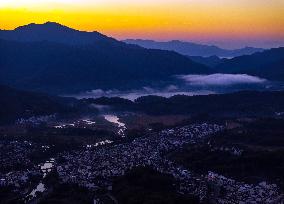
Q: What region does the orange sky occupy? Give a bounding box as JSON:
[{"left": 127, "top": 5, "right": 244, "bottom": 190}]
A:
[{"left": 1, "top": 0, "right": 284, "bottom": 48}]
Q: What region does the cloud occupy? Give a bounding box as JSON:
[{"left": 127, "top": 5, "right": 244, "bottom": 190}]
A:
[
  {"left": 177, "top": 74, "right": 267, "bottom": 86},
  {"left": 63, "top": 74, "right": 272, "bottom": 101}
]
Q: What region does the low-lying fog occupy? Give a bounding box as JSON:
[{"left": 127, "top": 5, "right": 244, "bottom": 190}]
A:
[
  {"left": 67, "top": 74, "right": 284, "bottom": 101},
  {"left": 177, "top": 74, "right": 266, "bottom": 86},
  {"left": 67, "top": 87, "right": 215, "bottom": 101}
]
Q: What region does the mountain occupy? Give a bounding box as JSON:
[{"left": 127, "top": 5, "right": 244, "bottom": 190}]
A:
[
  {"left": 188, "top": 55, "right": 227, "bottom": 68},
  {"left": 0, "top": 23, "right": 211, "bottom": 94},
  {"left": 123, "top": 39, "right": 264, "bottom": 58},
  {"left": 0, "top": 85, "right": 79, "bottom": 124},
  {"left": 216, "top": 47, "right": 284, "bottom": 81},
  {"left": 0, "top": 22, "right": 120, "bottom": 46}
]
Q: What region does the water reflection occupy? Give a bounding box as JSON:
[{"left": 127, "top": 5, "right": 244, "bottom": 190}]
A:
[
  {"left": 26, "top": 158, "right": 55, "bottom": 202},
  {"left": 104, "top": 115, "right": 127, "bottom": 137},
  {"left": 41, "top": 158, "right": 55, "bottom": 178},
  {"left": 29, "top": 182, "right": 45, "bottom": 197}
]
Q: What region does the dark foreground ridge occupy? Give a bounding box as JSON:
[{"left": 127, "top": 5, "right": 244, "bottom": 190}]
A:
[
  {"left": 84, "top": 90, "right": 284, "bottom": 117},
  {"left": 0, "top": 85, "right": 79, "bottom": 124}
]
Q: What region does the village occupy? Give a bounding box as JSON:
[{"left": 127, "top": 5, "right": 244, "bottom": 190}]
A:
[{"left": 1, "top": 123, "right": 283, "bottom": 203}]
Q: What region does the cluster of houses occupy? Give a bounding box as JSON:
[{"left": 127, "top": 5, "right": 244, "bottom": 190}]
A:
[
  {"left": 0, "top": 140, "right": 36, "bottom": 176},
  {"left": 53, "top": 119, "right": 96, "bottom": 129},
  {"left": 208, "top": 143, "right": 244, "bottom": 156},
  {"left": 0, "top": 140, "right": 42, "bottom": 194},
  {"left": 16, "top": 115, "right": 56, "bottom": 126},
  {"left": 207, "top": 172, "right": 283, "bottom": 203},
  {"left": 55, "top": 124, "right": 223, "bottom": 198}
]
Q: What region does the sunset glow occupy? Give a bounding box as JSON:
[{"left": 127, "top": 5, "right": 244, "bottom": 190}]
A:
[{"left": 1, "top": 0, "right": 284, "bottom": 48}]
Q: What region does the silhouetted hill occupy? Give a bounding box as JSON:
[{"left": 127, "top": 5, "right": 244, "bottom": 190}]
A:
[
  {"left": 86, "top": 91, "right": 284, "bottom": 116},
  {"left": 0, "top": 85, "right": 78, "bottom": 124},
  {"left": 188, "top": 55, "right": 227, "bottom": 68},
  {"left": 0, "top": 22, "right": 121, "bottom": 46},
  {"left": 123, "top": 39, "right": 264, "bottom": 58},
  {"left": 0, "top": 24, "right": 211, "bottom": 94},
  {"left": 216, "top": 47, "right": 284, "bottom": 81}
]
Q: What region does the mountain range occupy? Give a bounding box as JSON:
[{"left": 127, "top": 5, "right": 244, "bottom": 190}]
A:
[
  {"left": 186, "top": 48, "right": 284, "bottom": 82},
  {"left": 216, "top": 48, "right": 284, "bottom": 81},
  {"left": 0, "top": 22, "right": 211, "bottom": 94},
  {"left": 1, "top": 22, "right": 284, "bottom": 95},
  {"left": 123, "top": 39, "right": 264, "bottom": 58}
]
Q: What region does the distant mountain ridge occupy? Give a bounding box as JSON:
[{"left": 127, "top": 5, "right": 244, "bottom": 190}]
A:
[
  {"left": 123, "top": 39, "right": 264, "bottom": 58},
  {"left": 216, "top": 47, "right": 284, "bottom": 81},
  {"left": 0, "top": 22, "right": 211, "bottom": 94},
  {"left": 187, "top": 56, "right": 227, "bottom": 68}
]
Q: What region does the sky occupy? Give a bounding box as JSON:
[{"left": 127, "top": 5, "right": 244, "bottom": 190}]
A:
[{"left": 1, "top": 0, "right": 284, "bottom": 48}]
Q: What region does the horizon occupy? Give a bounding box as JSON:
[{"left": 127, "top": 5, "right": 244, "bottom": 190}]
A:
[
  {"left": 2, "top": 21, "right": 284, "bottom": 50},
  {"left": 1, "top": 0, "right": 284, "bottom": 49}
]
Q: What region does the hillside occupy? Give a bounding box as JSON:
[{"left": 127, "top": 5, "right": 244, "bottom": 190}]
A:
[
  {"left": 188, "top": 55, "right": 227, "bottom": 68},
  {"left": 216, "top": 47, "right": 284, "bottom": 81},
  {"left": 85, "top": 91, "right": 284, "bottom": 116},
  {"left": 0, "top": 85, "right": 78, "bottom": 124}
]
